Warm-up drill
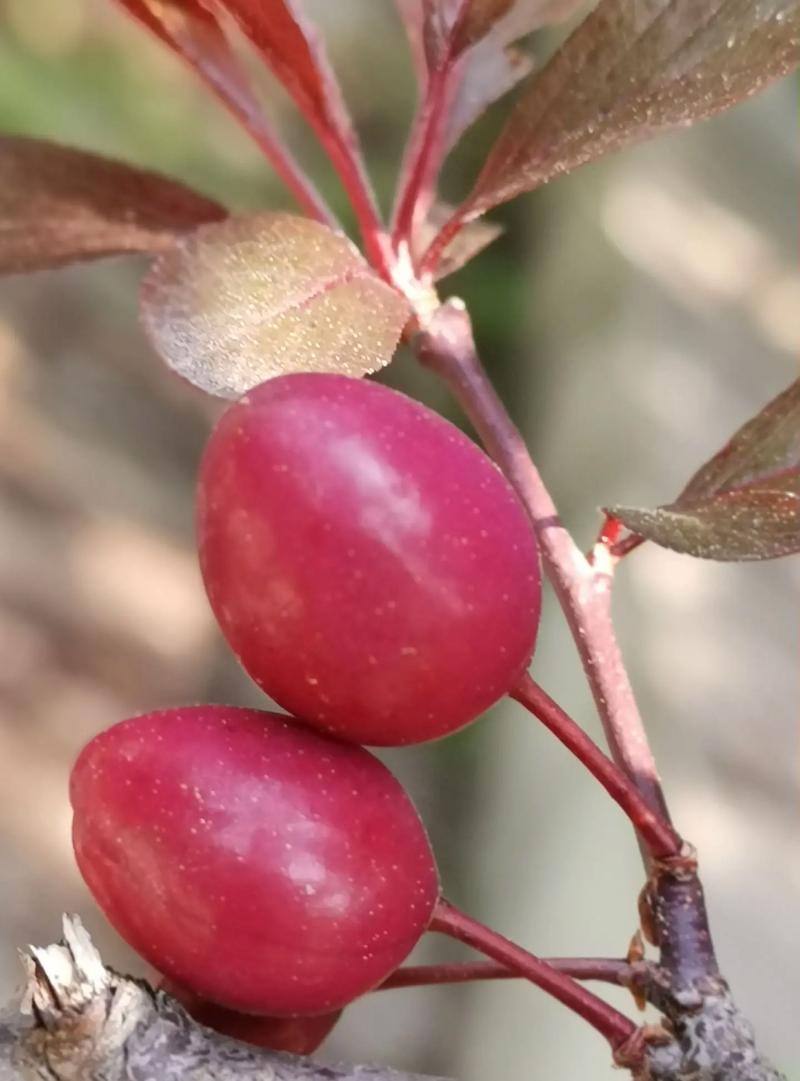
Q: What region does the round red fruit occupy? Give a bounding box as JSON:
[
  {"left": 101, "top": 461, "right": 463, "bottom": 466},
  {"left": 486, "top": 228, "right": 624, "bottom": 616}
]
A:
[
  {"left": 71, "top": 706, "right": 439, "bottom": 1016},
  {"left": 197, "top": 373, "right": 540, "bottom": 745}
]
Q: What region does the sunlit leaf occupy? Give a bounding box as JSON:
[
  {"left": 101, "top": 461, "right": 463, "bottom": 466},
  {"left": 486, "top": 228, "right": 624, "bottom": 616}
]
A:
[
  {"left": 461, "top": 0, "right": 800, "bottom": 218},
  {"left": 140, "top": 213, "right": 411, "bottom": 399},
  {"left": 217, "top": 0, "right": 377, "bottom": 214},
  {"left": 610, "top": 493, "right": 800, "bottom": 561},
  {"left": 115, "top": 0, "right": 327, "bottom": 218},
  {"left": 608, "top": 379, "right": 800, "bottom": 561},
  {"left": 0, "top": 137, "right": 224, "bottom": 274},
  {"left": 678, "top": 379, "right": 800, "bottom": 503}
]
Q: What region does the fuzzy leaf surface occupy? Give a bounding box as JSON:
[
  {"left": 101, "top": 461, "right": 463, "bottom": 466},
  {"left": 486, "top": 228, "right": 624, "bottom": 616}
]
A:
[
  {"left": 462, "top": 0, "right": 800, "bottom": 218},
  {"left": 141, "top": 213, "right": 410, "bottom": 398},
  {"left": 0, "top": 136, "right": 224, "bottom": 274},
  {"left": 609, "top": 379, "right": 800, "bottom": 561}
]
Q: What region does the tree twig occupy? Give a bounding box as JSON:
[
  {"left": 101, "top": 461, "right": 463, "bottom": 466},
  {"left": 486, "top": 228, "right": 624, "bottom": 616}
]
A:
[{"left": 0, "top": 916, "right": 447, "bottom": 1081}]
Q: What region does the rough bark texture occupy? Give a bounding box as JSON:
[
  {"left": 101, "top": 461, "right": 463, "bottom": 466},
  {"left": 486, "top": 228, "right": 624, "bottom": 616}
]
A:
[
  {"left": 646, "top": 989, "right": 788, "bottom": 1081},
  {"left": 0, "top": 917, "right": 787, "bottom": 1081},
  {"left": 0, "top": 917, "right": 445, "bottom": 1081}
]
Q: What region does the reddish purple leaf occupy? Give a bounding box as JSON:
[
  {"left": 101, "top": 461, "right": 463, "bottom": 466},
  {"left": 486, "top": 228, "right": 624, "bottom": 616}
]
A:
[
  {"left": 452, "top": 0, "right": 581, "bottom": 54},
  {"left": 140, "top": 213, "right": 410, "bottom": 399},
  {"left": 678, "top": 380, "right": 800, "bottom": 505},
  {"left": 609, "top": 379, "right": 800, "bottom": 561},
  {"left": 459, "top": 0, "right": 800, "bottom": 219},
  {"left": 609, "top": 493, "right": 800, "bottom": 562},
  {"left": 216, "top": 1, "right": 378, "bottom": 217},
  {"left": 444, "top": 0, "right": 586, "bottom": 152},
  {"left": 0, "top": 136, "right": 224, "bottom": 274},
  {"left": 114, "top": 1, "right": 329, "bottom": 221}
]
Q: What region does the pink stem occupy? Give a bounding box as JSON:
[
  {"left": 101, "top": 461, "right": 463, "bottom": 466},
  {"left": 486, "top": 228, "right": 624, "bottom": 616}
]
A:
[
  {"left": 391, "top": 62, "right": 451, "bottom": 249},
  {"left": 419, "top": 205, "right": 469, "bottom": 276},
  {"left": 431, "top": 899, "right": 638, "bottom": 1053},
  {"left": 511, "top": 674, "right": 681, "bottom": 859}
]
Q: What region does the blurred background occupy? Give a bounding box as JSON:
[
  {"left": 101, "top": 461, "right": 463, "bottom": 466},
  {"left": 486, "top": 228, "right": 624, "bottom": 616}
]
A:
[{"left": 0, "top": 2, "right": 797, "bottom": 1078}]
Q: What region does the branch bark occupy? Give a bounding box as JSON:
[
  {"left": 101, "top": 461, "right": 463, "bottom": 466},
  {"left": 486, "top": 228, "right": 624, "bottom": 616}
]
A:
[{"left": 0, "top": 917, "right": 447, "bottom": 1081}]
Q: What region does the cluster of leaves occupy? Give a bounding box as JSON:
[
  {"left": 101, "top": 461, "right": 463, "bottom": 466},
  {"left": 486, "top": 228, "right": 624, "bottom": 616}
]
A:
[{"left": 0, "top": 0, "right": 798, "bottom": 562}]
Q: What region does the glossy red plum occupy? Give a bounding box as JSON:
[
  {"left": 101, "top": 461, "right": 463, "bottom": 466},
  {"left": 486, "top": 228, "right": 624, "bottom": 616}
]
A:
[
  {"left": 197, "top": 374, "right": 541, "bottom": 745},
  {"left": 71, "top": 706, "right": 439, "bottom": 1015}
]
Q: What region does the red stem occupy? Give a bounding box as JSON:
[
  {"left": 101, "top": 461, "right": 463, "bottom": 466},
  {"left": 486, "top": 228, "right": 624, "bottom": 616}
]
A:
[
  {"left": 611, "top": 533, "right": 647, "bottom": 560},
  {"left": 392, "top": 62, "right": 451, "bottom": 249},
  {"left": 236, "top": 118, "right": 333, "bottom": 226},
  {"left": 119, "top": 5, "right": 334, "bottom": 227},
  {"left": 320, "top": 132, "right": 391, "bottom": 277},
  {"left": 594, "top": 512, "right": 624, "bottom": 552},
  {"left": 589, "top": 514, "right": 645, "bottom": 565},
  {"left": 420, "top": 205, "right": 469, "bottom": 276},
  {"left": 378, "top": 958, "right": 634, "bottom": 991},
  {"left": 431, "top": 899, "right": 637, "bottom": 1052},
  {"left": 510, "top": 674, "right": 681, "bottom": 859}
]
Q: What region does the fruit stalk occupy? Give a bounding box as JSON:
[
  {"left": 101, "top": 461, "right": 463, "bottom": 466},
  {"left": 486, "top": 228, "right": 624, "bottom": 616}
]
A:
[
  {"left": 378, "top": 957, "right": 637, "bottom": 991},
  {"left": 510, "top": 674, "right": 681, "bottom": 859},
  {"left": 430, "top": 899, "right": 638, "bottom": 1054}
]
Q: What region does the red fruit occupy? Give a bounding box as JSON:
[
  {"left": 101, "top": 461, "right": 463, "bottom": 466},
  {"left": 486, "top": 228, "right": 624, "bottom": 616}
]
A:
[
  {"left": 71, "top": 706, "right": 439, "bottom": 1016},
  {"left": 197, "top": 373, "right": 540, "bottom": 745},
  {"left": 160, "top": 978, "right": 341, "bottom": 1054}
]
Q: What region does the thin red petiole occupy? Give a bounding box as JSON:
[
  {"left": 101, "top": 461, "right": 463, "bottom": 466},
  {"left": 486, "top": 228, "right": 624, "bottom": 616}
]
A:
[
  {"left": 419, "top": 205, "right": 468, "bottom": 276},
  {"left": 377, "top": 958, "right": 633, "bottom": 991},
  {"left": 392, "top": 62, "right": 451, "bottom": 249},
  {"left": 510, "top": 674, "right": 681, "bottom": 860},
  {"left": 588, "top": 514, "right": 645, "bottom": 565},
  {"left": 431, "top": 899, "right": 637, "bottom": 1053},
  {"left": 591, "top": 512, "right": 625, "bottom": 556},
  {"left": 611, "top": 533, "right": 646, "bottom": 560},
  {"left": 319, "top": 134, "right": 391, "bottom": 277}
]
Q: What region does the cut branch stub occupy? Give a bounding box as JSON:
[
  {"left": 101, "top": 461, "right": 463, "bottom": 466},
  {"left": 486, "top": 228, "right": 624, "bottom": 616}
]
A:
[
  {"left": 0, "top": 137, "right": 225, "bottom": 274},
  {"left": 140, "top": 213, "right": 411, "bottom": 399},
  {"left": 455, "top": 0, "right": 800, "bottom": 220},
  {"left": 608, "top": 378, "right": 800, "bottom": 561},
  {"left": 2, "top": 915, "right": 450, "bottom": 1081}
]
